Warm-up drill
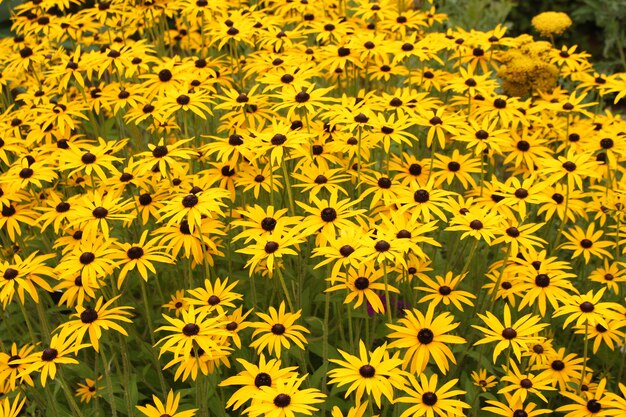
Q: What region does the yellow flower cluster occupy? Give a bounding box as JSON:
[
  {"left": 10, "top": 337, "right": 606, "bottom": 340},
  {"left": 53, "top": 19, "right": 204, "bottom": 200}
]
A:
[
  {"left": 497, "top": 35, "right": 559, "bottom": 96},
  {"left": 531, "top": 11, "right": 573, "bottom": 37}
]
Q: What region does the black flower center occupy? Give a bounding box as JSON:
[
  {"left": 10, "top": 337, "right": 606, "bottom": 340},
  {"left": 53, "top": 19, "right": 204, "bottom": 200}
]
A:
[
  {"left": 377, "top": 177, "right": 392, "bottom": 189},
  {"left": 339, "top": 245, "right": 355, "bottom": 257},
  {"left": 19, "top": 167, "right": 33, "bottom": 178},
  {"left": 226, "top": 321, "right": 238, "bottom": 331},
  {"left": 261, "top": 217, "right": 277, "bottom": 231},
  {"left": 414, "top": 189, "right": 429, "bottom": 203},
  {"left": 354, "top": 113, "right": 369, "bottom": 123},
  {"left": 271, "top": 134, "right": 287, "bottom": 145},
  {"left": 158, "top": 69, "right": 172, "bottom": 82},
  {"left": 409, "top": 163, "right": 422, "bottom": 176},
  {"left": 514, "top": 188, "right": 528, "bottom": 199},
  {"left": 359, "top": 364, "right": 375, "bottom": 378},
  {"left": 254, "top": 372, "right": 272, "bottom": 388},
  {"left": 182, "top": 194, "right": 199, "bottom": 208},
  {"left": 604, "top": 273, "right": 614, "bottom": 281},
  {"left": 396, "top": 229, "right": 411, "bottom": 239},
  {"left": 535, "top": 274, "right": 550, "bottom": 287},
  {"left": 80, "top": 307, "right": 98, "bottom": 323},
  {"left": 586, "top": 400, "right": 601, "bottom": 413},
  {"left": 502, "top": 327, "right": 517, "bottom": 339},
  {"left": 551, "top": 360, "right": 565, "bottom": 371},
  {"left": 516, "top": 140, "right": 530, "bottom": 151},
  {"left": 429, "top": 116, "right": 442, "bottom": 125},
  {"left": 580, "top": 239, "right": 593, "bottom": 248},
  {"left": 417, "top": 328, "right": 434, "bottom": 344},
  {"left": 580, "top": 301, "right": 594, "bottom": 312},
  {"left": 422, "top": 392, "right": 438, "bottom": 406},
  {"left": 139, "top": 193, "right": 152, "bottom": 206},
  {"left": 520, "top": 378, "right": 532, "bottom": 389},
  {"left": 152, "top": 145, "right": 168, "bottom": 157},
  {"left": 295, "top": 92, "right": 310, "bottom": 103},
  {"left": 79, "top": 252, "right": 95, "bottom": 265},
  {"left": 446, "top": 161, "right": 460, "bottom": 172},
  {"left": 273, "top": 393, "right": 291, "bottom": 408},
  {"left": 321, "top": 207, "right": 337, "bottom": 222},
  {"left": 469, "top": 220, "right": 483, "bottom": 230},
  {"left": 314, "top": 175, "right": 327, "bottom": 184},
  {"left": 354, "top": 277, "right": 369, "bottom": 290},
  {"left": 562, "top": 161, "right": 577, "bottom": 172},
  {"left": 182, "top": 323, "right": 200, "bottom": 336},
  {"left": 120, "top": 172, "right": 133, "bottom": 182},
  {"left": 3, "top": 268, "right": 18, "bottom": 280},
  {"left": 506, "top": 227, "right": 520, "bottom": 238},
  {"left": 513, "top": 410, "right": 528, "bottom": 417},
  {"left": 494, "top": 98, "right": 506, "bottom": 108},
  {"left": 552, "top": 193, "right": 564, "bottom": 204},
  {"left": 374, "top": 240, "right": 390, "bottom": 252},
  {"left": 127, "top": 246, "right": 144, "bottom": 259},
  {"left": 41, "top": 348, "right": 58, "bottom": 362},
  {"left": 271, "top": 323, "right": 286, "bottom": 335},
  {"left": 92, "top": 207, "right": 108, "bottom": 218},
  {"left": 438, "top": 285, "right": 452, "bottom": 295},
  {"left": 265, "top": 241, "right": 279, "bottom": 254},
  {"left": 7, "top": 355, "right": 20, "bottom": 368},
  {"left": 176, "top": 95, "right": 190, "bottom": 105}
]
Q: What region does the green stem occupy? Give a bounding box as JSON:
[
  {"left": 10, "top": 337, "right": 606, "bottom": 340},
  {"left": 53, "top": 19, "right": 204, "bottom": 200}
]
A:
[
  {"left": 382, "top": 261, "right": 393, "bottom": 323},
  {"left": 100, "top": 346, "right": 118, "bottom": 417},
  {"left": 275, "top": 268, "right": 294, "bottom": 311}
]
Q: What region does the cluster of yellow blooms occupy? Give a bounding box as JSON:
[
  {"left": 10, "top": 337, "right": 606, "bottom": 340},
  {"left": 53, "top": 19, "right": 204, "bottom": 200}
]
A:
[{"left": 0, "top": 1, "right": 626, "bottom": 417}]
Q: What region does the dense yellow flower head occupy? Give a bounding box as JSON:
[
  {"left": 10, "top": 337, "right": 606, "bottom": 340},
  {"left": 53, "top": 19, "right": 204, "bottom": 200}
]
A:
[{"left": 531, "top": 11, "right": 573, "bottom": 37}]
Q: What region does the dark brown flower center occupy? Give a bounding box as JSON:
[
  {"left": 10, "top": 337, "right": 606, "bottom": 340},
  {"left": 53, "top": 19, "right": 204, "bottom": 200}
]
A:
[
  {"left": 359, "top": 364, "right": 375, "bottom": 378},
  {"left": 254, "top": 372, "right": 272, "bottom": 388},
  {"left": 502, "top": 327, "right": 517, "bottom": 339},
  {"left": 417, "top": 328, "right": 434, "bottom": 344},
  {"left": 271, "top": 323, "right": 286, "bottom": 335},
  {"left": 80, "top": 307, "right": 98, "bottom": 323},
  {"left": 182, "top": 323, "right": 200, "bottom": 336}
]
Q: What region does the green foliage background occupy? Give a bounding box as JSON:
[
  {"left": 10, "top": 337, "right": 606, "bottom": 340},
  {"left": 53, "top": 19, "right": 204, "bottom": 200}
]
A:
[{"left": 441, "top": 0, "right": 626, "bottom": 72}]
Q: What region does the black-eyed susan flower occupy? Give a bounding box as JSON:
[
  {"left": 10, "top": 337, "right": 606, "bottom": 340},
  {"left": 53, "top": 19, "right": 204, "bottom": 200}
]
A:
[
  {"left": 499, "top": 360, "right": 555, "bottom": 403},
  {"left": 186, "top": 277, "right": 242, "bottom": 316},
  {"left": 326, "top": 263, "right": 399, "bottom": 314},
  {"left": 249, "top": 302, "right": 309, "bottom": 359},
  {"left": 386, "top": 304, "right": 466, "bottom": 374},
  {"left": 331, "top": 401, "right": 375, "bottom": 417},
  {"left": 560, "top": 223, "right": 614, "bottom": 264},
  {"left": 446, "top": 206, "right": 503, "bottom": 245},
  {"left": 136, "top": 390, "right": 197, "bottom": 417},
  {"left": 471, "top": 369, "right": 497, "bottom": 392},
  {"left": 155, "top": 305, "right": 230, "bottom": 359},
  {"left": 473, "top": 304, "right": 548, "bottom": 362},
  {"left": 416, "top": 272, "right": 476, "bottom": 312},
  {"left": 483, "top": 393, "right": 552, "bottom": 417},
  {"left": 396, "top": 373, "right": 469, "bottom": 417},
  {"left": 220, "top": 354, "right": 299, "bottom": 411},
  {"left": 328, "top": 340, "right": 408, "bottom": 407},
  {"left": 535, "top": 347, "right": 587, "bottom": 390},
  {"left": 553, "top": 288, "right": 622, "bottom": 330},
  {"left": 243, "top": 374, "right": 326, "bottom": 417},
  {"left": 557, "top": 378, "right": 613, "bottom": 417},
  {"left": 0, "top": 251, "right": 55, "bottom": 308},
  {"left": 112, "top": 230, "right": 174, "bottom": 288},
  {"left": 0, "top": 394, "right": 25, "bottom": 417},
  {"left": 18, "top": 329, "right": 89, "bottom": 387},
  {"left": 0, "top": 343, "right": 35, "bottom": 392},
  {"left": 75, "top": 377, "right": 102, "bottom": 403},
  {"left": 56, "top": 295, "right": 133, "bottom": 352}
]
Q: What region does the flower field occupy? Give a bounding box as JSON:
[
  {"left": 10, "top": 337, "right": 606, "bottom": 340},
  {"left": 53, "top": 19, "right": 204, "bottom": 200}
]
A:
[{"left": 2, "top": 0, "right": 626, "bottom": 416}]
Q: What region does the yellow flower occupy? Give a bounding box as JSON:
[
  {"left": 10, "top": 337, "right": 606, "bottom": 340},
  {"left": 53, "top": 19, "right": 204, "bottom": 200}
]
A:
[{"left": 531, "top": 11, "right": 572, "bottom": 37}]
